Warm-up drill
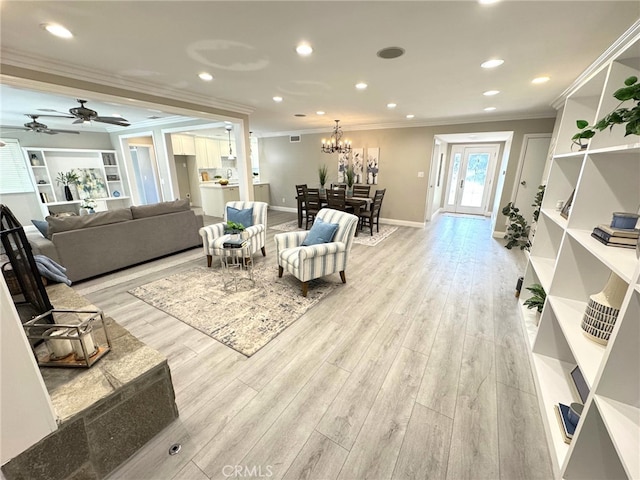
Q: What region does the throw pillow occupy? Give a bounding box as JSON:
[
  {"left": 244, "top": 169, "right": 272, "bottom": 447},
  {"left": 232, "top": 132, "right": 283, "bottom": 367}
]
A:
[
  {"left": 32, "top": 219, "right": 49, "bottom": 238},
  {"left": 227, "top": 206, "right": 253, "bottom": 228},
  {"left": 302, "top": 217, "right": 339, "bottom": 246}
]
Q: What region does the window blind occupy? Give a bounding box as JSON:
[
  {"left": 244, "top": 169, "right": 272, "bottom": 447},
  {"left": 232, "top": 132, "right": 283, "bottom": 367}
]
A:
[{"left": 0, "top": 139, "right": 34, "bottom": 194}]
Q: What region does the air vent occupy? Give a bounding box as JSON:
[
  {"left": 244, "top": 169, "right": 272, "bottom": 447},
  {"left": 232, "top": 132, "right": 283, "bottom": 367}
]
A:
[{"left": 290, "top": 135, "right": 301, "bottom": 143}]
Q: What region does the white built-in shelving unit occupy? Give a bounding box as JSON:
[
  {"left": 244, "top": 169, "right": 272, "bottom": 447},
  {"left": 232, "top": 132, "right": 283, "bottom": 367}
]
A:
[
  {"left": 25, "top": 148, "right": 130, "bottom": 217},
  {"left": 520, "top": 30, "right": 640, "bottom": 479}
]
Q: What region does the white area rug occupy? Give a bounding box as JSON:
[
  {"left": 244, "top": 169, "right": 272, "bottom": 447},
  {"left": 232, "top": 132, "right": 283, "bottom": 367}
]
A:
[
  {"left": 128, "top": 265, "right": 336, "bottom": 356},
  {"left": 270, "top": 220, "right": 398, "bottom": 247}
]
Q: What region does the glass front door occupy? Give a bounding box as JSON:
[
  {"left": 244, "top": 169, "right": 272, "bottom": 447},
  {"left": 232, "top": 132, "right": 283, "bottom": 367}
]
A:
[{"left": 445, "top": 145, "right": 499, "bottom": 215}]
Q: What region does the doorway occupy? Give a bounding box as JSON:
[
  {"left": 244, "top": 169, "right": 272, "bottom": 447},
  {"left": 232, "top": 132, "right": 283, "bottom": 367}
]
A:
[
  {"left": 445, "top": 144, "right": 499, "bottom": 215},
  {"left": 129, "top": 145, "right": 160, "bottom": 205}
]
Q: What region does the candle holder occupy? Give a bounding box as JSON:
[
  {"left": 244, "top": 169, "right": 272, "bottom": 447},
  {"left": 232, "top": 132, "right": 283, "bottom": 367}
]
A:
[{"left": 23, "top": 309, "right": 112, "bottom": 368}]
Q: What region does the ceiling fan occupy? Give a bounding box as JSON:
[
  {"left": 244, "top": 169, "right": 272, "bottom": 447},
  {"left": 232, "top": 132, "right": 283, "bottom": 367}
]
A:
[
  {"left": 0, "top": 115, "right": 80, "bottom": 135},
  {"left": 39, "top": 99, "right": 130, "bottom": 127}
]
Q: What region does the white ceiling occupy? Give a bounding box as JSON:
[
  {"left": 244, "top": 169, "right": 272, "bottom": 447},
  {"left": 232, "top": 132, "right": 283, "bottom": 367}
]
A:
[{"left": 0, "top": 1, "right": 638, "bottom": 137}]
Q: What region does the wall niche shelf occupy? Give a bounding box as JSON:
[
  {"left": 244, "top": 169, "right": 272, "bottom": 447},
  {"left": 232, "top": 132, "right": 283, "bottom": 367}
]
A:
[
  {"left": 25, "top": 148, "right": 129, "bottom": 217},
  {"left": 520, "top": 32, "right": 640, "bottom": 478}
]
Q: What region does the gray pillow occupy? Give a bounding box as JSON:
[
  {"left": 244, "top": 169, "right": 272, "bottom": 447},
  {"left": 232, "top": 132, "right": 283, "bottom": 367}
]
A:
[
  {"left": 130, "top": 199, "right": 190, "bottom": 219},
  {"left": 31, "top": 219, "right": 48, "bottom": 238}
]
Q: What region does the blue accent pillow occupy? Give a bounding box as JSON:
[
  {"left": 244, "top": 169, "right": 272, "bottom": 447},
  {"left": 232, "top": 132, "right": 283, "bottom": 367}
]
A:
[
  {"left": 302, "top": 217, "right": 339, "bottom": 246},
  {"left": 227, "top": 206, "right": 253, "bottom": 228},
  {"left": 32, "top": 219, "right": 49, "bottom": 238}
]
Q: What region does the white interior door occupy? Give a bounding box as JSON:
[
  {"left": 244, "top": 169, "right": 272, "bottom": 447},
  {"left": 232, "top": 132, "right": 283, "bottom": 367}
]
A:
[{"left": 445, "top": 144, "right": 499, "bottom": 215}]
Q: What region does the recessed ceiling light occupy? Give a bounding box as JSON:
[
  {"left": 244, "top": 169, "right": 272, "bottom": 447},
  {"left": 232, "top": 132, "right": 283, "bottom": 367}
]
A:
[
  {"left": 387, "top": 103, "right": 397, "bottom": 109},
  {"left": 377, "top": 47, "right": 405, "bottom": 59},
  {"left": 41, "top": 23, "right": 73, "bottom": 39},
  {"left": 484, "top": 107, "right": 497, "bottom": 111},
  {"left": 406, "top": 114, "right": 415, "bottom": 119},
  {"left": 355, "top": 82, "right": 368, "bottom": 90},
  {"left": 532, "top": 76, "right": 550, "bottom": 84},
  {"left": 481, "top": 59, "right": 504, "bottom": 69},
  {"left": 483, "top": 90, "right": 500, "bottom": 96},
  {"left": 273, "top": 96, "right": 283, "bottom": 102},
  {"left": 296, "top": 43, "right": 313, "bottom": 56},
  {"left": 478, "top": 0, "right": 501, "bottom": 4},
  {"left": 316, "top": 111, "right": 325, "bottom": 115},
  {"left": 198, "top": 72, "right": 214, "bottom": 81}
]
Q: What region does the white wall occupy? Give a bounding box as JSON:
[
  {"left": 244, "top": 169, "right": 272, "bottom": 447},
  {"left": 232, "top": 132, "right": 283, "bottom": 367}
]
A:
[{"left": 0, "top": 278, "right": 57, "bottom": 465}]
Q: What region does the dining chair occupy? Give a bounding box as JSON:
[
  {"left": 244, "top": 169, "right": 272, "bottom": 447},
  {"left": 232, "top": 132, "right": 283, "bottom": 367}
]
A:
[
  {"left": 304, "top": 187, "right": 322, "bottom": 229},
  {"left": 296, "top": 183, "right": 307, "bottom": 214},
  {"left": 358, "top": 189, "right": 386, "bottom": 235},
  {"left": 326, "top": 189, "right": 354, "bottom": 213},
  {"left": 352, "top": 184, "right": 371, "bottom": 198}
]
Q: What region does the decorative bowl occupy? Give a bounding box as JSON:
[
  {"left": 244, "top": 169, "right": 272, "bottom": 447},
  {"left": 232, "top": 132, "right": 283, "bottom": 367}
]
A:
[{"left": 218, "top": 179, "right": 229, "bottom": 185}]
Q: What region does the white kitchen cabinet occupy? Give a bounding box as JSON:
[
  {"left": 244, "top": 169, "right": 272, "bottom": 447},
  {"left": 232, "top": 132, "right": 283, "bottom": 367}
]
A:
[
  {"left": 195, "top": 137, "right": 221, "bottom": 169},
  {"left": 200, "top": 185, "right": 240, "bottom": 217},
  {"left": 171, "top": 134, "right": 196, "bottom": 156},
  {"left": 253, "top": 183, "right": 270, "bottom": 204},
  {"left": 520, "top": 34, "right": 640, "bottom": 479}
]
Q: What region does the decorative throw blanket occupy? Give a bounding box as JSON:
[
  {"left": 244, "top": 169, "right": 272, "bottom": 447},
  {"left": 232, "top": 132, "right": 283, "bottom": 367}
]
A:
[{"left": 34, "top": 255, "right": 72, "bottom": 286}]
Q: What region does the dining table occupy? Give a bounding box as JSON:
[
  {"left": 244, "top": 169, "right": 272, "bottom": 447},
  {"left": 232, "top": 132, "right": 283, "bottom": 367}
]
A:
[{"left": 296, "top": 192, "right": 373, "bottom": 236}]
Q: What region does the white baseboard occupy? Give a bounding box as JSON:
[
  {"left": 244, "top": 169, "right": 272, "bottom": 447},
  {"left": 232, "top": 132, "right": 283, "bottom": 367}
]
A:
[
  {"left": 270, "top": 206, "right": 425, "bottom": 229},
  {"left": 379, "top": 217, "right": 424, "bottom": 229},
  {"left": 269, "top": 206, "right": 298, "bottom": 213}
]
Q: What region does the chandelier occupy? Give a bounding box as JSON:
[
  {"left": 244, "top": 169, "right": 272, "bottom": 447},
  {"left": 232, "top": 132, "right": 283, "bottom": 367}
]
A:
[
  {"left": 321, "top": 120, "right": 352, "bottom": 154},
  {"left": 225, "top": 125, "right": 236, "bottom": 160}
]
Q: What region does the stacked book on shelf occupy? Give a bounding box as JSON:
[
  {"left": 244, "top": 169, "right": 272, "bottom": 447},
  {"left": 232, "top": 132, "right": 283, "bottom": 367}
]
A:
[
  {"left": 554, "top": 403, "right": 576, "bottom": 444},
  {"left": 591, "top": 224, "right": 639, "bottom": 249}
]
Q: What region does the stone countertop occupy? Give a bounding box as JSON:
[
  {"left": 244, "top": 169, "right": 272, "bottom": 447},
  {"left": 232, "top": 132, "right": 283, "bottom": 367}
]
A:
[
  {"left": 39, "top": 284, "right": 167, "bottom": 424},
  {"left": 200, "top": 181, "right": 268, "bottom": 189}
]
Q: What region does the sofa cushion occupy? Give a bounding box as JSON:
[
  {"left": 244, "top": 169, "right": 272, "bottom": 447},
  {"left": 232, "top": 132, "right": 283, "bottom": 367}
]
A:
[
  {"left": 47, "top": 208, "right": 133, "bottom": 237},
  {"left": 130, "top": 199, "right": 190, "bottom": 219}
]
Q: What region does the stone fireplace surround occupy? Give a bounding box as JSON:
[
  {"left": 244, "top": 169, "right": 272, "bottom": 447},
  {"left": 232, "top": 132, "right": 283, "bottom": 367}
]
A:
[{"left": 2, "top": 284, "right": 178, "bottom": 480}]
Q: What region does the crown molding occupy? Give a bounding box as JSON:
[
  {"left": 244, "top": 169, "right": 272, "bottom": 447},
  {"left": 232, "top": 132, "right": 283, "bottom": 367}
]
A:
[
  {"left": 551, "top": 19, "right": 640, "bottom": 110},
  {"left": 259, "top": 112, "right": 556, "bottom": 138},
  {"left": 0, "top": 48, "right": 255, "bottom": 116}
]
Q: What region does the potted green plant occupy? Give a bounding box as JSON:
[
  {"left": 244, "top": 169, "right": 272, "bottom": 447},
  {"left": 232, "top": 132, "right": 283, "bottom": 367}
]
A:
[
  {"left": 55, "top": 170, "right": 80, "bottom": 201},
  {"left": 501, "top": 202, "right": 531, "bottom": 250},
  {"left": 318, "top": 164, "right": 328, "bottom": 192},
  {"left": 224, "top": 220, "right": 246, "bottom": 237},
  {"left": 572, "top": 75, "right": 640, "bottom": 149},
  {"left": 523, "top": 283, "right": 546, "bottom": 325},
  {"left": 345, "top": 165, "right": 355, "bottom": 196}
]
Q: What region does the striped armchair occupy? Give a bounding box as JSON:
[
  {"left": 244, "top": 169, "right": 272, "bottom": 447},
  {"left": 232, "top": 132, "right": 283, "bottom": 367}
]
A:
[
  {"left": 199, "top": 201, "right": 268, "bottom": 267},
  {"left": 275, "top": 208, "right": 358, "bottom": 297}
]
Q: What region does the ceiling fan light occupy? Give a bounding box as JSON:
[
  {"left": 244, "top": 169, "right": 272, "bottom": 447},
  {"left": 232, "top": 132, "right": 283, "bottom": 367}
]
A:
[{"left": 42, "top": 23, "right": 73, "bottom": 39}]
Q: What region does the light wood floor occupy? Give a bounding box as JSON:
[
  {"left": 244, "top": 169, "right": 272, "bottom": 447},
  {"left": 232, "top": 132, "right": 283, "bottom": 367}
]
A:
[{"left": 76, "top": 210, "right": 553, "bottom": 480}]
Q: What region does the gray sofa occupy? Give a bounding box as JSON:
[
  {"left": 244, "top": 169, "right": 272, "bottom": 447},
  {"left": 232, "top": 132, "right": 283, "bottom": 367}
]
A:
[{"left": 27, "top": 200, "right": 203, "bottom": 282}]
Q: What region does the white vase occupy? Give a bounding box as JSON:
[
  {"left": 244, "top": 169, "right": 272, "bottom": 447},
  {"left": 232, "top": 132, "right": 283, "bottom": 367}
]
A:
[{"left": 581, "top": 272, "right": 627, "bottom": 345}]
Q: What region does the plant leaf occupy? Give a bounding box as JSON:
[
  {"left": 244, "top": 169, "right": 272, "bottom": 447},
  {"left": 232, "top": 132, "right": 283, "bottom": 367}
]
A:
[
  {"left": 576, "top": 120, "right": 589, "bottom": 129},
  {"left": 624, "top": 76, "right": 638, "bottom": 86}
]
